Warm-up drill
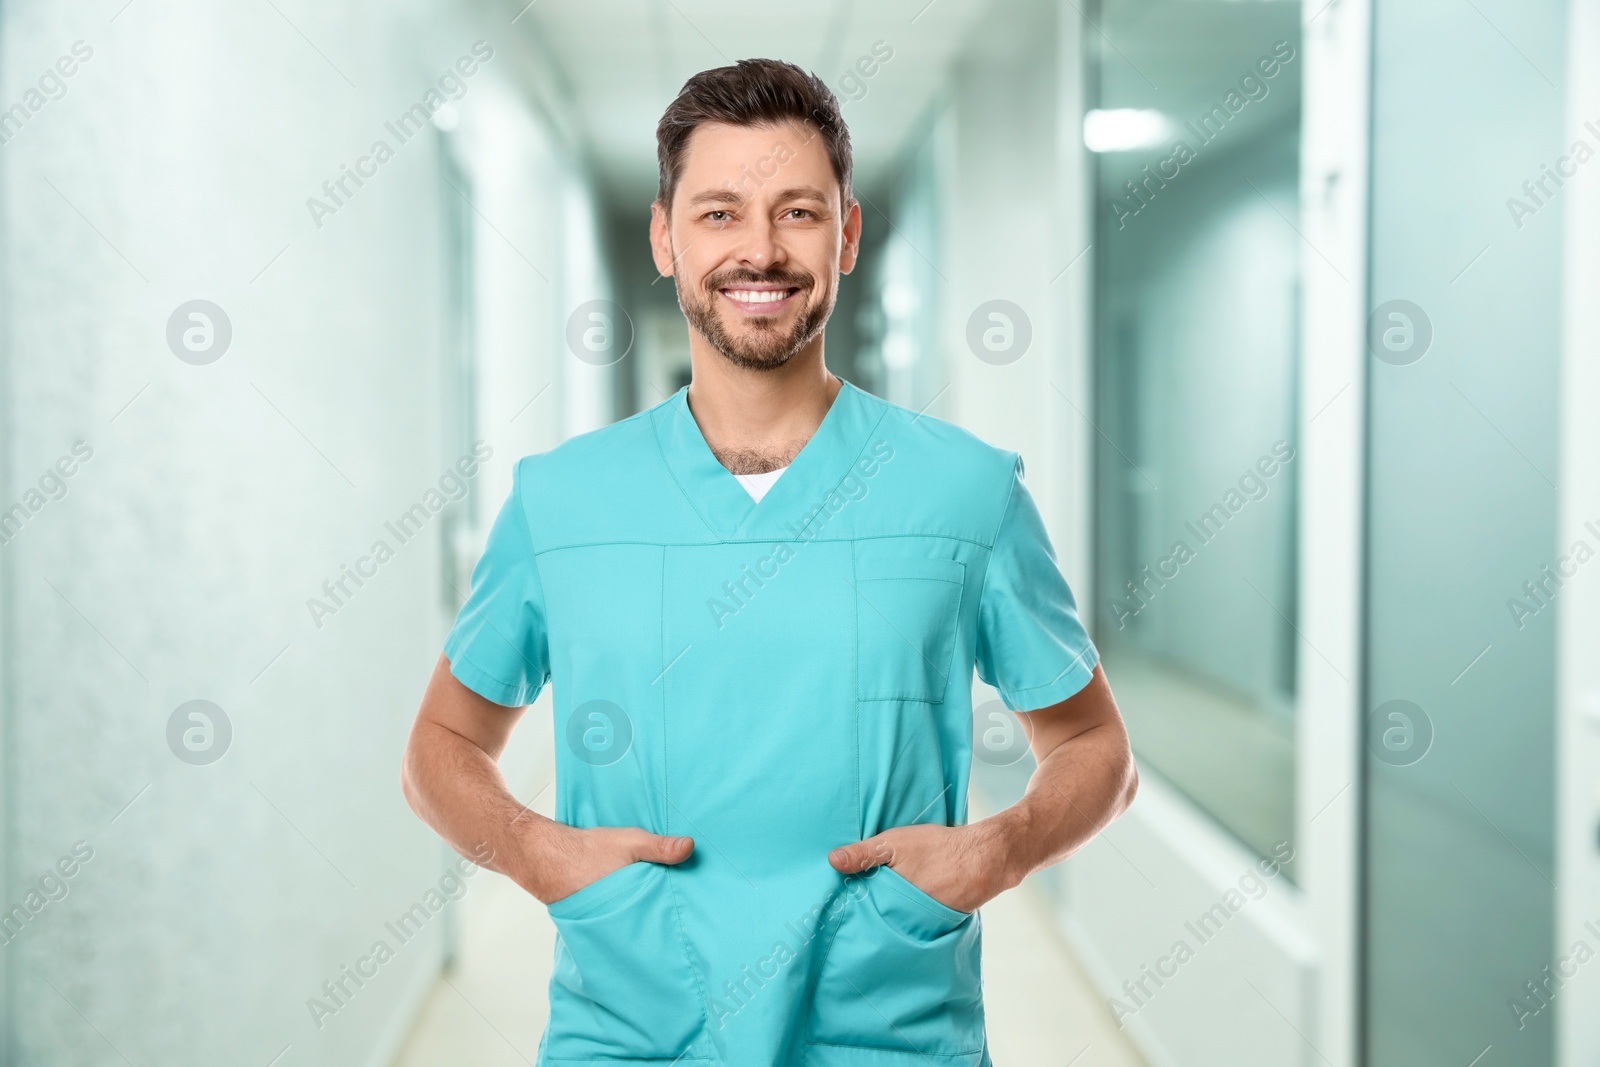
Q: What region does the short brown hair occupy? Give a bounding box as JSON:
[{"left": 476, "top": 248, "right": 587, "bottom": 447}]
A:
[{"left": 655, "top": 58, "right": 853, "bottom": 214}]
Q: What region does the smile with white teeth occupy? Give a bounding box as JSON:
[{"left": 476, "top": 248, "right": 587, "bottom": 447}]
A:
[{"left": 721, "top": 287, "right": 798, "bottom": 305}]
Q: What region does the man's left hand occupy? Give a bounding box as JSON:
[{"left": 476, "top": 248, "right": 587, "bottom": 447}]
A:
[{"left": 827, "top": 822, "right": 1017, "bottom": 914}]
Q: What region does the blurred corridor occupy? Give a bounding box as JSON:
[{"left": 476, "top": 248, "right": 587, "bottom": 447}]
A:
[{"left": 3, "top": 0, "right": 1599, "bottom": 1065}]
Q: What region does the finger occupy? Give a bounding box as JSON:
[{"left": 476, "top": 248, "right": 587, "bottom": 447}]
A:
[
  {"left": 633, "top": 831, "right": 695, "bottom": 865},
  {"left": 828, "top": 833, "right": 895, "bottom": 874}
]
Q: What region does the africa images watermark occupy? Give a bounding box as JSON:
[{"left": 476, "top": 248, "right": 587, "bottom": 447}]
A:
[
  {"left": 705, "top": 439, "right": 895, "bottom": 630},
  {"left": 1107, "top": 440, "right": 1295, "bottom": 629},
  {"left": 1504, "top": 515, "right": 1600, "bottom": 631},
  {"left": 1508, "top": 914, "right": 1600, "bottom": 1031},
  {"left": 707, "top": 867, "right": 876, "bottom": 1032},
  {"left": 306, "top": 40, "right": 494, "bottom": 230},
  {"left": 1505, "top": 116, "right": 1600, "bottom": 231},
  {"left": 1110, "top": 40, "right": 1297, "bottom": 229},
  {"left": 1107, "top": 840, "right": 1295, "bottom": 1028},
  {"left": 306, "top": 441, "right": 492, "bottom": 628},
  {"left": 306, "top": 842, "right": 494, "bottom": 1031},
  {"left": 0, "top": 440, "right": 94, "bottom": 549},
  {"left": 0, "top": 39, "right": 94, "bottom": 147},
  {"left": 698, "top": 134, "right": 801, "bottom": 215},
  {"left": 0, "top": 840, "right": 95, "bottom": 950},
  {"left": 835, "top": 40, "right": 894, "bottom": 104}
]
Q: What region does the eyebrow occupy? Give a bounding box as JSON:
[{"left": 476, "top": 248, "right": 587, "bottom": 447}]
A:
[{"left": 686, "top": 185, "right": 831, "bottom": 209}]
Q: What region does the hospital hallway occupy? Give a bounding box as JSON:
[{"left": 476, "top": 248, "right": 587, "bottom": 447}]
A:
[{"left": 4, "top": 1, "right": 1600, "bottom": 1066}]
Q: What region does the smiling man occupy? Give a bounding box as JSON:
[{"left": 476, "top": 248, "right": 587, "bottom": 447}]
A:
[{"left": 402, "top": 58, "right": 1138, "bottom": 1067}]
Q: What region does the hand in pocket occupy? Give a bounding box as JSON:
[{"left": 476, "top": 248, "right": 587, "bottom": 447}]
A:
[
  {"left": 537, "top": 824, "right": 694, "bottom": 905},
  {"left": 827, "top": 821, "right": 1010, "bottom": 914}
]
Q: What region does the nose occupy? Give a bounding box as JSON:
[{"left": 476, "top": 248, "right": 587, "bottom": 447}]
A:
[{"left": 732, "top": 213, "right": 783, "bottom": 274}]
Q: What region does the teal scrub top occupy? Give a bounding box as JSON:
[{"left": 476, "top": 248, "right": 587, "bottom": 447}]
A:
[{"left": 443, "top": 379, "right": 1099, "bottom": 1067}]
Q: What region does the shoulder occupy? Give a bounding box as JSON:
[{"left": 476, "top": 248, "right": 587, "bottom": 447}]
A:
[
  {"left": 510, "top": 399, "right": 666, "bottom": 496},
  {"left": 844, "top": 384, "right": 1022, "bottom": 544},
  {"left": 853, "top": 384, "right": 1021, "bottom": 481},
  {"left": 499, "top": 396, "right": 688, "bottom": 550},
  {"left": 850, "top": 383, "right": 1019, "bottom": 473}
]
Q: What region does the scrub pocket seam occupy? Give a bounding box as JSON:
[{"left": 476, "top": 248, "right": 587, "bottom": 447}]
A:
[
  {"left": 545, "top": 861, "right": 662, "bottom": 921},
  {"left": 874, "top": 865, "right": 973, "bottom": 933},
  {"left": 854, "top": 556, "right": 966, "bottom": 704},
  {"left": 803, "top": 1039, "right": 985, "bottom": 1057},
  {"left": 661, "top": 549, "right": 715, "bottom": 1059},
  {"left": 664, "top": 864, "right": 716, "bottom": 1057},
  {"left": 803, "top": 868, "right": 985, "bottom": 1056},
  {"left": 812, "top": 875, "right": 857, "bottom": 965},
  {"left": 543, "top": 860, "right": 711, "bottom": 1060}
]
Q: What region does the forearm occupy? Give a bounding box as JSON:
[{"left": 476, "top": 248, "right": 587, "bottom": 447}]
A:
[
  {"left": 982, "top": 721, "right": 1138, "bottom": 888},
  {"left": 400, "top": 720, "right": 563, "bottom": 893}
]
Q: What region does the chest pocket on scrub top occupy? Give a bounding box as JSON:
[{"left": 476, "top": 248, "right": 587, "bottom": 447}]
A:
[{"left": 854, "top": 556, "right": 966, "bottom": 703}]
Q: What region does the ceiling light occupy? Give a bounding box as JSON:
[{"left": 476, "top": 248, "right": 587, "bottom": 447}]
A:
[{"left": 1082, "top": 108, "right": 1174, "bottom": 152}]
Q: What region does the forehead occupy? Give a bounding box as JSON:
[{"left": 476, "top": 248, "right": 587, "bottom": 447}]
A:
[{"left": 675, "top": 119, "right": 837, "bottom": 204}]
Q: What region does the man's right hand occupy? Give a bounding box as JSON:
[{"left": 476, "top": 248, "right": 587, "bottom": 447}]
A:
[
  {"left": 521, "top": 824, "right": 696, "bottom": 905},
  {"left": 401, "top": 655, "right": 697, "bottom": 910}
]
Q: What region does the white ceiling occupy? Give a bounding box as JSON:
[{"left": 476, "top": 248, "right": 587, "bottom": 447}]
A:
[
  {"left": 504, "top": 0, "right": 1300, "bottom": 210},
  {"left": 511, "top": 0, "right": 1008, "bottom": 208}
]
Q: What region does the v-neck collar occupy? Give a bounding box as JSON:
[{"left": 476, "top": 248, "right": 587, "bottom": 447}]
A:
[{"left": 652, "top": 377, "right": 884, "bottom": 542}]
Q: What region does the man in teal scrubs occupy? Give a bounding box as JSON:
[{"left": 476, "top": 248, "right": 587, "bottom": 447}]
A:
[{"left": 403, "top": 58, "right": 1138, "bottom": 1067}]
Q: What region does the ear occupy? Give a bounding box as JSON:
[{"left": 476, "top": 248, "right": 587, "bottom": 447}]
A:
[
  {"left": 838, "top": 198, "right": 862, "bottom": 275},
  {"left": 649, "top": 200, "right": 678, "bottom": 279}
]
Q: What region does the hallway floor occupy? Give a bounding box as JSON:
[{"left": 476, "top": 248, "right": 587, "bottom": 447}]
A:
[{"left": 393, "top": 809, "right": 1149, "bottom": 1066}]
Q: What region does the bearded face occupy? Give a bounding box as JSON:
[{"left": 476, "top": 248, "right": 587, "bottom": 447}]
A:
[{"left": 674, "top": 262, "right": 836, "bottom": 371}]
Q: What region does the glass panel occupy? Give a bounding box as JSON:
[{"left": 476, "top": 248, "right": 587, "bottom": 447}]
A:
[
  {"left": 1087, "top": 0, "right": 1303, "bottom": 878},
  {"left": 1364, "top": 0, "right": 1563, "bottom": 1063}
]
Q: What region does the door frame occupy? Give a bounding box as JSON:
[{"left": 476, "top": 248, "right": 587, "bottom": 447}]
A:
[
  {"left": 1054, "top": 1, "right": 1372, "bottom": 1063},
  {"left": 1557, "top": 2, "right": 1600, "bottom": 1062},
  {"left": 1295, "top": 0, "right": 1372, "bottom": 1063}
]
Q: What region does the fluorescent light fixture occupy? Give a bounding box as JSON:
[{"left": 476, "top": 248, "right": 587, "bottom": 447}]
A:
[{"left": 1083, "top": 108, "right": 1174, "bottom": 152}]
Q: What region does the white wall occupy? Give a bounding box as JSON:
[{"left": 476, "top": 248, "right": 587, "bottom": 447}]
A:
[
  {"left": 940, "top": 0, "right": 1094, "bottom": 599},
  {"left": 0, "top": 3, "right": 602, "bottom": 1064}
]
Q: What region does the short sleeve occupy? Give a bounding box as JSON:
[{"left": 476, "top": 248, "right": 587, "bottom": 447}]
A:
[
  {"left": 442, "top": 459, "right": 551, "bottom": 707},
  {"left": 975, "top": 455, "right": 1100, "bottom": 712}
]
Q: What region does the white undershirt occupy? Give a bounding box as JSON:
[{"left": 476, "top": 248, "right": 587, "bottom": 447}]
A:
[{"left": 732, "top": 464, "right": 789, "bottom": 503}]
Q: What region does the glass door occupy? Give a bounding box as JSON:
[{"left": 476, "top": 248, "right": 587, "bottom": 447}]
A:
[
  {"left": 1087, "top": 0, "right": 1305, "bottom": 881},
  {"left": 1363, "top": 0, "right": 1567, "bottom": 1063}
]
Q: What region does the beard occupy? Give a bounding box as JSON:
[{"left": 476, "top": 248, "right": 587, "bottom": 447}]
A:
[{"left": 675, "top": 264, "right": 834, "bottom": 371}]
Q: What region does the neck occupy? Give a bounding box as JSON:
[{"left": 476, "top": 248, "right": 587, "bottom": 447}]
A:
[{"left": 685, "top": 353, "right": 841, "bottom": 475}]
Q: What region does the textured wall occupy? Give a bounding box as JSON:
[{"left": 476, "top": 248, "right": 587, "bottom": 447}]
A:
[{"left": 0, "top": 2, "right": 592, "bottom": 1064}]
